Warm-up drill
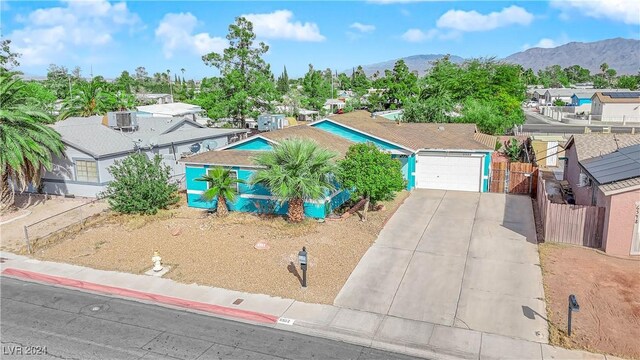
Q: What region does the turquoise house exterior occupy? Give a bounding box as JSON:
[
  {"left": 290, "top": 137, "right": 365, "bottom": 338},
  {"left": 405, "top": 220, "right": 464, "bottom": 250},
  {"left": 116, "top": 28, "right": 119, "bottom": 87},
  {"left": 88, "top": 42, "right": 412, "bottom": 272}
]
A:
[
  {"left": 571, "top": 94, "right": 592, "bottom": 107},
  {"left": 181, "top": 127, "right": 355, "bottom": 219}
]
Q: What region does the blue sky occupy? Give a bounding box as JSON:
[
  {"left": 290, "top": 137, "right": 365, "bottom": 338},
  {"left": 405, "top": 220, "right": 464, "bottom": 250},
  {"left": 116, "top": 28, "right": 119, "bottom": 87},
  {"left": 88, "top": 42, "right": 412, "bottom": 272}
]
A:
[{"left": 2, "top": 0, "right": 638, "bottom": 79}]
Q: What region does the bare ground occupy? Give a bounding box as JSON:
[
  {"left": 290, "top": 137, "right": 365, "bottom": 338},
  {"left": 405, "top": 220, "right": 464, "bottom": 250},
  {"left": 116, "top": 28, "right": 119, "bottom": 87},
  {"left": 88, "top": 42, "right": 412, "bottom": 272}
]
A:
[
  {"left": 33, "top": 192, "right": 409, "bottom": 304},
  {"left": 539, "top": 242, "right": 640, "bottom": 359}
]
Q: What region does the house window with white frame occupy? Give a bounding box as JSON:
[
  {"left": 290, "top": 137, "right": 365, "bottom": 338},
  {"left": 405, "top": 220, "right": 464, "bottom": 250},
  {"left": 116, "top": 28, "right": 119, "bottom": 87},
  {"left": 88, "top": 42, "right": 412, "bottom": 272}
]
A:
[
  {"left": 75, "top": 160, "right": 99, "bottom": 183},
  {"left": 208, "top": 169, "right": 239, "bottom": 193}
]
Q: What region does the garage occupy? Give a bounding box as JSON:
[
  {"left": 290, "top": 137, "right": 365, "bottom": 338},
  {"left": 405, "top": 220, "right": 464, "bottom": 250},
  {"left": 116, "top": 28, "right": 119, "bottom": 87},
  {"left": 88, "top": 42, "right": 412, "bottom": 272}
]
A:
[{"left": 415, "top": 152, "right": 483, "bottom": 192}]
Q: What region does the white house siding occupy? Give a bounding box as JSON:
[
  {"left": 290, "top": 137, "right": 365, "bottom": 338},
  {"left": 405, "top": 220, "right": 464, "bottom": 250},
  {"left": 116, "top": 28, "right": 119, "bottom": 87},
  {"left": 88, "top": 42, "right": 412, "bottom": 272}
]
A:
[{"left": 602, "top": 103, "right": 640, "bottom": 122}]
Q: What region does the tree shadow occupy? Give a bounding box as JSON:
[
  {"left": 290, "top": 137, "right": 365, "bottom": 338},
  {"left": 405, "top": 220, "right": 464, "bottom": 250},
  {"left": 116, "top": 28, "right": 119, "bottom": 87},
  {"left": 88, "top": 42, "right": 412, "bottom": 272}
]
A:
[{"left": 287, "top": 261, "right": 303, "bottom": 286}]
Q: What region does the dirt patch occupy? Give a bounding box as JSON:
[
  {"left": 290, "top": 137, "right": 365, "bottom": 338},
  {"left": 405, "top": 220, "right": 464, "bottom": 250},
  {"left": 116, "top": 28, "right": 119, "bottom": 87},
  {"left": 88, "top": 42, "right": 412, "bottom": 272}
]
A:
[
  {"left": 33, "top": 192, "right": 409, "bottom": 304},
  {"left": 539, "top": 243, "right": 640, "bottom": 359}
]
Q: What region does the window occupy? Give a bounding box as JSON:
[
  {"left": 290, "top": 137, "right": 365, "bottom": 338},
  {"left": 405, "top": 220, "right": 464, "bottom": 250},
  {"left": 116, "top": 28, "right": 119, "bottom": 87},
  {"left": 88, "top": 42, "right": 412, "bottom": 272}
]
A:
[
  {"left": 76, "top": 160, "right": 98, "bottom": 183},
  {"left": 208, "top": 169, "right": 239, "bottom": 193}
]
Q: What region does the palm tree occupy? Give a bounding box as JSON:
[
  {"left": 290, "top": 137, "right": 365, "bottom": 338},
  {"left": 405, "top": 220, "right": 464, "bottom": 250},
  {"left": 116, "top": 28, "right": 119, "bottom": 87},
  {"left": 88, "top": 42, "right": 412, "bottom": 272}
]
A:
[
  {"left": 0, "top": 71, "right": 65, "bottom": 210},
  {"left": 600, "top": 62, "right": 609, "bottom": 74},
  {"left": 196, "top": 167, "right": 245, "bottom": 217},
  {"left": 59, "top": 79, "right": 110, "bottom": 119},
  {"left": 252, "top": 139, "right": 337, "bottom": 223}
]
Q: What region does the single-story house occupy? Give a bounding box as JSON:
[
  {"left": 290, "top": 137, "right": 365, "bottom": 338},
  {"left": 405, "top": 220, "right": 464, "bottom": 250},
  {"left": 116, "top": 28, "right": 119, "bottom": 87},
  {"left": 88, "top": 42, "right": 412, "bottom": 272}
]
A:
[
  {"left": 570, "top": 89, "right": 629, "bottom": 112},
  {"left": 532, "top": 89, "right": 550, "bottom": 104},
  {"left": 323, "top": 99, "right": 346, "bottom": 113},
  {"left": 297, "top": 109, "right": 319, "bottom": 122},
  {"left": 590, "top": 92, "right": 640, "bottom": 123},
  {"left": 136, "top": 102, "right": 209, "bottom": 125},
  {"left": 39, "top": 112, "right": 247, "bottom": 198},
  {"left": 135, "top": 93, "right": 173, "bottom": 105},
  {"left": 180, "top": 110, "right": 496, "bottom": 218},
  {"left": 564, "top": 134, "right": 640, "bottom": 256},
  {"left": 313, "top": 111, "right": 496, "bottom": 192},
  {"left": 181, "top": 126, "right": 354, "bottom": 218},
  {"left": 544, "top": 89, "right": 576, "bottom": 105}
]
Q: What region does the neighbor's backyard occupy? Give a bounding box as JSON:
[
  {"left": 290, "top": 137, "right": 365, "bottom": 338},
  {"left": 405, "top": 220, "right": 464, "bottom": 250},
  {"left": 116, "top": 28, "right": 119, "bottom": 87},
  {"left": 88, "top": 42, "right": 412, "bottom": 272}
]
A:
[
  {"left": 540, "top": 242, "right": 640, "bottom": 359},
  {"left": 31, "top": 192, "right": 408, "bottom": 304}
]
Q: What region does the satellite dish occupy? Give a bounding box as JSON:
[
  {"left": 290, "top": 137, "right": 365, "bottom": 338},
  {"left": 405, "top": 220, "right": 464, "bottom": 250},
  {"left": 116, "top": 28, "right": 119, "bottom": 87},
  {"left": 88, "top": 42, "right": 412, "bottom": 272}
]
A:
[
  {"left": 202, "top": 139, "right": 218, "bottom": 151},
  {"left": 190, "top": 143, "right": 201, "bottom": 153}
]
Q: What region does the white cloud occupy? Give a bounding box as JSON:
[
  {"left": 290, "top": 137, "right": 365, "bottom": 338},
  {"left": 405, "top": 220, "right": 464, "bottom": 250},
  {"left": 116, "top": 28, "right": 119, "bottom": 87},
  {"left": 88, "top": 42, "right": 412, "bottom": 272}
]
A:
[
  {"left": 521, "top": 34, "right": 570, "bottom": 50},
  {"left": 242, "top": 10, "right": 325, "bottom": 42},
  {"left": 350, "top": 22, "right": 376, "bottom": 33},
  {"left": 436, "top": 5, "right": 534, "bottom": 32},
  {"left": 155, "top": 13, "right": 226, "bottom": 58},
  {"left": 550, "top": 0, "right": 640, "bottom": 25},
  {"left": 401, "top": 28, "right": 436, "bottom": 42},
  {"left": 8, "top": 0, "right": 141, "bottom": 66}
]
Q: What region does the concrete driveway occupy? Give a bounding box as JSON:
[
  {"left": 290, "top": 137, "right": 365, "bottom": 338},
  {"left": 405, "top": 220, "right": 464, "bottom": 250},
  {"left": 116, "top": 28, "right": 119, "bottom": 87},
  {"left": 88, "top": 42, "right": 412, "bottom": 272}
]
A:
[{"left": 334, "top": 190, "right": 548, "bottom": 343}]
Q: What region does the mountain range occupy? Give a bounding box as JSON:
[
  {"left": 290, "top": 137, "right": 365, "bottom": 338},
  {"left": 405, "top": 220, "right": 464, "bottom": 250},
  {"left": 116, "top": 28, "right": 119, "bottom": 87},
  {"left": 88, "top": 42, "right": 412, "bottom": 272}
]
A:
[{"left": 355, "top": 38, "right": 639, "bottom": 76}]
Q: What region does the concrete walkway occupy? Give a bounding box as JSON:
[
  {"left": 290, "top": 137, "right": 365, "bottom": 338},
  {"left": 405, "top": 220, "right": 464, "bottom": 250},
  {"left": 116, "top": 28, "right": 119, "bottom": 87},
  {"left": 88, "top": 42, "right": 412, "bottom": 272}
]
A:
[
  {"left": 0, "top": 252, "right": 617, "bottom": 360},
  {"left": 335, "top": 190, "right": 547, "bottom": 343}
]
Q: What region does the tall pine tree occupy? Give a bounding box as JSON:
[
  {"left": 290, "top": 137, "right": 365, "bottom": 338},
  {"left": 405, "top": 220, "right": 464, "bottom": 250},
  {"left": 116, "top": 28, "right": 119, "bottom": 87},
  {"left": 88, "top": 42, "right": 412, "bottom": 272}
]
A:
[{"left": 276, "top": 66, "right": 289, "bottom": 95}]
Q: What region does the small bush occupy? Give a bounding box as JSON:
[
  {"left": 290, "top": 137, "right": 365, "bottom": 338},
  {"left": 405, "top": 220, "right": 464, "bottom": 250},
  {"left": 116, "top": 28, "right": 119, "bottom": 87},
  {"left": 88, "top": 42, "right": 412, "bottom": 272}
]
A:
[{"left": 101, "top": 153, "right": 179, "bottom": 215}]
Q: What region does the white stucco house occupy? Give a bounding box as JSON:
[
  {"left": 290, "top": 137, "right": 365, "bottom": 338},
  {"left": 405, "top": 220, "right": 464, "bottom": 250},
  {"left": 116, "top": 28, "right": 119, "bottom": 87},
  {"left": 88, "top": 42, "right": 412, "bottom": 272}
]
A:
[{"left": 590, "top": 92, "right": 640, "bottom": 123}]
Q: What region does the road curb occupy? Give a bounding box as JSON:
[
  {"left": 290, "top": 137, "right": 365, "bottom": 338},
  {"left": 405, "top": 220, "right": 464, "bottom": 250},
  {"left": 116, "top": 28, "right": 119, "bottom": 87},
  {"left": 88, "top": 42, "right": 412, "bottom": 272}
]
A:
[{"left": 1, "top": 268, "right": 279, "bottom": 325}]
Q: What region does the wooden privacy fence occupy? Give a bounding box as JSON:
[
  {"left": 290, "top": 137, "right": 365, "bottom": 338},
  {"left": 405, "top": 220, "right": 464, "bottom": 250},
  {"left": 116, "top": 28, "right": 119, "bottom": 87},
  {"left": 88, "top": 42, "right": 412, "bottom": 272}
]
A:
[
  {"left": 490, "top": 161, "right": 538, "bottom": 195},
  {"left": 536, "top": 174, "right": 605, "bottom": 248}
]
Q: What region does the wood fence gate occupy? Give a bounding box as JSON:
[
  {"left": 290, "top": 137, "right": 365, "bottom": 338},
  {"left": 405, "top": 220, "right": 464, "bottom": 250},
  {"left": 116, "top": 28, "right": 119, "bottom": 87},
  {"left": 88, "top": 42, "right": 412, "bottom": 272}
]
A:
[{"left": 490, "top": 162, "right": 538, "bottom": 195}]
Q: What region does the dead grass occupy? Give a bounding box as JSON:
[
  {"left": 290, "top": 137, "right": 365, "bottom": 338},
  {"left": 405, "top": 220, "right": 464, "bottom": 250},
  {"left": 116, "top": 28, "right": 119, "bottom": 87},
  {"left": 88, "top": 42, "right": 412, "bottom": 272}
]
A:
[
  {"left": 539, "top": 242, "right": 640, "bottom": 359},
  {"left": 34, "top": 191, "right": 409, "bottom": 304}
]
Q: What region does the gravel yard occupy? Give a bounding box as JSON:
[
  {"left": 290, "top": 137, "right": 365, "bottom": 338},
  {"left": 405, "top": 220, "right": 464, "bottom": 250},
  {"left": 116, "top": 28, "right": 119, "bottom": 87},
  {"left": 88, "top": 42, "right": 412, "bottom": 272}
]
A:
[
  {"left": 34, "top": 191, "right": 409, "bottom": 304},
  {"left": 539, "top": 243, "right": 640, "bottom": 359}
]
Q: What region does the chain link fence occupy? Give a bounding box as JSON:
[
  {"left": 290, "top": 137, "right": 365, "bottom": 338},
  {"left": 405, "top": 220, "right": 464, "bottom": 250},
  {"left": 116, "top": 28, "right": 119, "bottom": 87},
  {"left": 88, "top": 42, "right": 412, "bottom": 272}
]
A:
[{"left": 23, "top": 198, "right": 109, "bottom": 253}]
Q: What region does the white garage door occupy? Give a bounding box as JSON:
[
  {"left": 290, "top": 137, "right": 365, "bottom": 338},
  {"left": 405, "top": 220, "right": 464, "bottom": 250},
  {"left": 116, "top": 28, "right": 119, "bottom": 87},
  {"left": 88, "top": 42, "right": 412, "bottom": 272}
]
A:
[{"left": 415, "top": 153, "right": 483, "bottom": 192}]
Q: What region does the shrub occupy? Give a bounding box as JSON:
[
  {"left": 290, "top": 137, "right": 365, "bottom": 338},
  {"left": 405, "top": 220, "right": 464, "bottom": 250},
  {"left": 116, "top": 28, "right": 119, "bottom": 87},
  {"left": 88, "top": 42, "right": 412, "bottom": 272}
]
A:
[
  {"left": 101, "top": 153, "right": 179, "bottom": 215},
  {"left": 338, "top": 143, "right": 405, "bottom": 220}
]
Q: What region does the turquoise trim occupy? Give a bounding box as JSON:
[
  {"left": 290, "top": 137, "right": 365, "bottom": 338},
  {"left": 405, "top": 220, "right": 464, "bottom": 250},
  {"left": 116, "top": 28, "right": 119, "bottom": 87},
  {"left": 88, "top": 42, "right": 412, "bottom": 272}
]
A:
[
  {"left": 391, "top": 154, "right": 413, "bottom": 190},
  {"left": 482, "top": 151, "right": 491, "bottom": 192},
  {"left": 408, "top": 154, "right": 416, "bottom": 190},
  {"left": 226, "top": 137, "right": 273, "bottom": 151},
  {"left": 312, "top": 121, "right": 402, "bottom": 151}
]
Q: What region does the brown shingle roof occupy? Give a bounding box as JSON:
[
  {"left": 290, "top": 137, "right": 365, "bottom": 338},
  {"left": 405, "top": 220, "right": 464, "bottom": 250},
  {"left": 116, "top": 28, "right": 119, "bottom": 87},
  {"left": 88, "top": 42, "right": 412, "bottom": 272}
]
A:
[
  {"left": 567, "top": 133, "right": 640, "bottom": 161},
  {"left": 592, "top": 92, "right": 640, "bottom": 104},
  {"left": 600, "top": 178, "right": 640, "bottom": 195},
  {"left": 261, "top": 125, "right": 353, "bottom": 156},
  {"left": 326, "top": 110, "right": 495, "bottom": 151},
  {"left": 181, "top": 150, "right": 264, "bottom": 167}
]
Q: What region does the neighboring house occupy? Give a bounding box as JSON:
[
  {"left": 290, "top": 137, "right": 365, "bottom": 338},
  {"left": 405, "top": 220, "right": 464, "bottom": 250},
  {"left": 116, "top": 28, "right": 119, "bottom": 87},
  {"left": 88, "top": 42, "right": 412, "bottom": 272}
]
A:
[
  {"left": 40, "top": 113, "right": 247, "bottom": 198},
  {"left": 313, "top": 111, "right": 496, "bottom": 192},
  {"left": 136, "top": 102, "right": 209, "bottom": 125},
  {"left": 323, "top": 99, "right": 345, "bottom": 112},
  {"left": 544, "top": 89, "right": 575, "bottom": 105},
  {"left": 181, "top": 126, "right": 354, "bottom": 218},
  {"left": 564, "top": 134, "right": 640, "bottom": 256},
  {"left": 372, "top": 110, "right": 403, "bottom": 121},
  {"left": 532, "top": 89, "right": 550, "bottom": 104},
  {"left": 297, "top": 109, "right": 319, "bottom": 122},
  {"left": 590, "top": 91, "right": 640, "bottom": 122},
  {"left": 570, "top": 89, "right": 629, "bottom": 112},
  {"left": 135, "top": 93, "right": 173, "bottom": 105}
]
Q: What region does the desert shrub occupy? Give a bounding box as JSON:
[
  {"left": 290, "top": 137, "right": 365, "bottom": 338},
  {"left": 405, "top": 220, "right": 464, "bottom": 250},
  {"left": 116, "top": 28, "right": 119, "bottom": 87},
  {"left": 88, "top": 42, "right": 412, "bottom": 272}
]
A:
[{"left": 101, "top": 153, "right": 179, "bottom": 215}]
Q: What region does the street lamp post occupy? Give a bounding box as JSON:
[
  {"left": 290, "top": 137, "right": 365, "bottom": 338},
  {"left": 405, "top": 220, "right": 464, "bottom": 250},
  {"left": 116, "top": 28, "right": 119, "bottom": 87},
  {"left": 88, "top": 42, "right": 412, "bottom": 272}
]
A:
[
  {"left": 568, "top": 294, "right": 580, "bottom": 336},
  {"left": 298, "top": 247, "right": 307, "bottom": 288}
]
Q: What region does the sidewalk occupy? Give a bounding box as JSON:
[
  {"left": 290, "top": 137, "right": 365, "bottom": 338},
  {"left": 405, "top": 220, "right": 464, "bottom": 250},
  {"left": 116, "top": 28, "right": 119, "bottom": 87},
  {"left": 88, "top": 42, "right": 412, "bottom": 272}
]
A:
[{"left": 0, "top": 252, "right": 621, "bottom": 360}]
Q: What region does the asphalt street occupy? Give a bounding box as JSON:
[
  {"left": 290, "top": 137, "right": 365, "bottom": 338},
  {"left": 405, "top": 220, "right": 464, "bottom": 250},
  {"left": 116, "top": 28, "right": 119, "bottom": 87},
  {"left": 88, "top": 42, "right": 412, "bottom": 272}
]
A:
[{"left": 0, "top": 277, "right": 421, "bottom": 360}]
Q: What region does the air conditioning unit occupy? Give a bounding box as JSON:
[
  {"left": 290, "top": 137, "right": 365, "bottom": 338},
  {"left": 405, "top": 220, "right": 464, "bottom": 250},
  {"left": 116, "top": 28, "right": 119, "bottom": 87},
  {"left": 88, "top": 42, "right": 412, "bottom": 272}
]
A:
[
  {"left": 107, "top": 111, "right": 138, "bottom": 130},
  {"left": 578, "top": 173, "right": 590, "bottom": 187}
]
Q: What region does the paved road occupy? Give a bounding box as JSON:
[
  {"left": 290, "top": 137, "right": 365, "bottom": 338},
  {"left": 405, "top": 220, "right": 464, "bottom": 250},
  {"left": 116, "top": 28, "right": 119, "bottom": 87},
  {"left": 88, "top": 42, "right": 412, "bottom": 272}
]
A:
[
  {"left": 0, "top": 277, "right": 421, "bottom": 360},
  {"left": 335, "top": 190, "right": 547, "bottom": 343}
]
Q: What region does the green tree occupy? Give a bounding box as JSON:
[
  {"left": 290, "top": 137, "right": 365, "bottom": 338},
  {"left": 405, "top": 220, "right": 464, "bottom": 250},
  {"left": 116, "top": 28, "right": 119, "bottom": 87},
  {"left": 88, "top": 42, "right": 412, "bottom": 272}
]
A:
[
  {"left": 386, "top": 60, "right": 418, "bottom": 108},
  {"left": 115, "top": 70, "right": 135, "bottom": 93},
  {"left": 337, "top": 72, "right": 351, "bottom": 91},
  {"left": 338, "top": 143, "right": 405, "bottom": 221},
  {"left": 301, "top": 64, "right": 332, "bottom": 112},
  {"left": 196, "top": 167, "right": 245, "bottom": 217},
  {"left": 563, "top": 65, "right": 591, "bottom": 84},
  {"left": 252, "top": 139, "right": 337, "bottom": 223},
  {"left": 0, "top": 38, "right": 21, "bottom": 70},
  {"left": 21, "top": 81, "right": 57, "bottom": 114},
  {"left": 537, "top": 65, "right": 569, "bottom": 88},
  {"left": 616, "top": 74, "right": 639, "bottom": 90},
  {"left": 276, "top": 66, "right": 290, "bottom": 95},
  {"left": 192, "top": 77, "right": 228, "bottom": 120},
  {"left": 59, "top": 78, "right": 112, "bottom": 119},
  {"left": 461, "top": 99, "right": 520, "bottom": 135},
  {"left": 45, "top": 64, "right": 71, "bottom": 99},
  {"left": 202, "top": 17, "right": 277, "bottom": 128},
  {"left": 101, "top": 154, "right": 179, "bottom": 215},
  {"left": 351, "top": 65, "right": 371, "bottom": 95},
  {"left": 0, "top": 71, "right": 64, "bottom": 210}
]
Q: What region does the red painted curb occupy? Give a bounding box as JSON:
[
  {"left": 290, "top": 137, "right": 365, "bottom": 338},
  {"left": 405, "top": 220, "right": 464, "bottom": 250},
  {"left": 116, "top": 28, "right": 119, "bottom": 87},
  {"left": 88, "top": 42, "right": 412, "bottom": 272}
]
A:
[{"left": 2, "top": 268, "right": 278, "bottom": 324}]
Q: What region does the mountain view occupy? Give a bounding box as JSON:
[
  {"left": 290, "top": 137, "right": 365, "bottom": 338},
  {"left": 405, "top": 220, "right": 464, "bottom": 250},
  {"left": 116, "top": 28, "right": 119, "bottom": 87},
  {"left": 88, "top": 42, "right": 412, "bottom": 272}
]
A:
[{"left": 355, "top": 38, "right": 639, "bottom": 76}]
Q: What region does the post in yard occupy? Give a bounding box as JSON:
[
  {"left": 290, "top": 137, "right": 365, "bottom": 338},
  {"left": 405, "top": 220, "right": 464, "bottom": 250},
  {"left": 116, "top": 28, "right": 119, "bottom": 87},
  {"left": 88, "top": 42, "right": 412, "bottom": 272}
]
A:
[
  {"left": 568, "top": 294, "right": 580, "bottom": 336},
  {"left": 23, "top": 225, "right": 31, "bottom": 254},
  {"left": 298, "top": 247, "right": 308, "bottom": 288}
]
